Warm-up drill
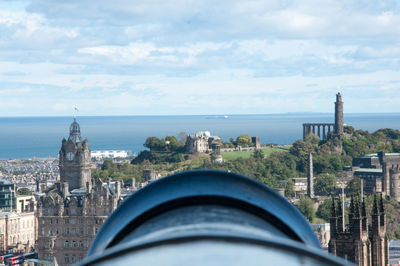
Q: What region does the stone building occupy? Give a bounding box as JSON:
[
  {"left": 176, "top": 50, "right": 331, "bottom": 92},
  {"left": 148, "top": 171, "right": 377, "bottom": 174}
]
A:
[
  {"left": 37, "top": 119, "right": 122, "bottom": 265},
  {"left": 0, "top": 203, "right": 36, "bottom": 254},
  {"left": 328, "top": 195, "right": 388, "bottom": 266},
  {"left": 142, "top": 169, "right": 156, "bottom": 182},
  {"left": 36, "top": 179, "right": 121, "bottom": 265},
  {"left": 353, "top": 152, "right": 400, "bottom": 201},
  {"left": 185, "top": 132, "right": 211, "bottom": 154},
  {"left": 210, "top": 143, "right": 223, "bottom": 164},
  {"left": 185, "top": 131, "right": 222, "bottom": 154},
  {"left": 251, "top": 136, "right": 261, "bottom": 149}
]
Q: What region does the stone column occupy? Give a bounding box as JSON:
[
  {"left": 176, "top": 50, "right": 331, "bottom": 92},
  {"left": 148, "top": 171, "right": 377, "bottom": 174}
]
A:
[
  {"left": 323, "top": 125, "right": 326, "bottom": 140},
  {"left": 307, "top": 153, "right": 314, "bottom": 198},
  {"left": 317, "top": 125, "right": 321, "bottom": 139}
]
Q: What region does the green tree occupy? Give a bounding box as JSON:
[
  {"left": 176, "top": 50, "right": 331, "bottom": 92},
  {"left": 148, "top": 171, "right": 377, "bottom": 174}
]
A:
[
  {"left": 316, "top": 198, "right": 333, "bottom": 222},
  {"left": 253, "top": 149, "right": 265, "bottom": 161},
  {"left": 305, "top": 133, "right": 320, "bottom": 146},
  {"left": 102, "top": 158, "right": 117, "bottom": 173},
  {"left": 144, "top": 137, "right": 164, "bottom": 151},
  {"left": 236, "top": 134, "right": 252, "bottom": 147},
  {"left": 346, "top": 177, "right": 361, "bottom": 195},
  {"left": 296, "top": 195, "right": 315, "bottom": 222},
  {"left": 314, "top": 173, "right": 337, "bottom": 196},
  {"left": 289, "top": 140, "right": 314, "bottom": 157},
  {"left": 17, "top": 188, "right": 32, "bottom": 196},
  {"left": 285, "top": 179, "right": 295, "bottom": 198}
]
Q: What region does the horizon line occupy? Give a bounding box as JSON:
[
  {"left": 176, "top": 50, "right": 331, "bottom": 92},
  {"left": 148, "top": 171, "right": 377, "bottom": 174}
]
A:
[{"left": 1, "top": 111, "right": 400, "bottom": 118}]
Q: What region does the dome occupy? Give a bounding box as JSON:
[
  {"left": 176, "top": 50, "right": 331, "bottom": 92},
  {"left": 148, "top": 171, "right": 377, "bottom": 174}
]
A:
[{"left": 69, "top": 118, "right": 82, "bottom": 143}]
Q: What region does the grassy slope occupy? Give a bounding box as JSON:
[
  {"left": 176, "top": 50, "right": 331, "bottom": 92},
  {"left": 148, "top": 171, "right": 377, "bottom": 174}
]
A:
[{"left": 221, "top": 146, "right": 291, "bottom": 161}]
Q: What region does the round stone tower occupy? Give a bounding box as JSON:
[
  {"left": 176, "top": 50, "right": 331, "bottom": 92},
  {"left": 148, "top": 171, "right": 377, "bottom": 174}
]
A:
[{"left": 334, "top": 93, "right": 344, "bottom": 137}]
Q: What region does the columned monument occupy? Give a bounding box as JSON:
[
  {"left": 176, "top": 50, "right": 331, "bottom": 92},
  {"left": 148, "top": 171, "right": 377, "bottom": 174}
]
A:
[{"left": 302, "top": 93, "right": 345, "bottom": 140}]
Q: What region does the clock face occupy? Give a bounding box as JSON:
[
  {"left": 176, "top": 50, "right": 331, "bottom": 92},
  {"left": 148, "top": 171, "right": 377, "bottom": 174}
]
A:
[{"left": 66, "top": 152, "right": 75, "bottom": 161}]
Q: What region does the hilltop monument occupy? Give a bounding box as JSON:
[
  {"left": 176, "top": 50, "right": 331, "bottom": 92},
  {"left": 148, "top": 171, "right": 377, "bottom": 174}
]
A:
[
  {"left": 302, "top": 93, "right": 345, "bottom": 141},
  {"left": 334, "top": 93, "right": 344, "bottom": 137}
]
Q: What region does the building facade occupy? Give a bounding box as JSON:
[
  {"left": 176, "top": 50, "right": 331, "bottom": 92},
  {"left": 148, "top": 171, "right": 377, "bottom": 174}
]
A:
[
  {"left": 0, "top": 180, "right": 16, "bottom": 211},
  {"left": 328, "top": 194, "right": 388, "bottom": 266},
  {"left": 36, "top": 179, "right": 120, "bottom": 265},
  {"left": 0, "top": 203, "right": 36, "bottom": 254},
  {"left": 353, "top": 152, "right": 400, "bottom": 201},
  {"left": 37, "top": 119, "right": 122, "bottom": 265}
]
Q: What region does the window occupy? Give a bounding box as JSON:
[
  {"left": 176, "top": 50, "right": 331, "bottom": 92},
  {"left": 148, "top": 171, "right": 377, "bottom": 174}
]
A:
[
  {"left": 72, "top": 240, "right": 77, "bottom": 247},
  {"left": 64, "top": 240, "right": 69, "bottom": 248},
  {"left": 79, "top": 241, "right": 83, "bottom": 248},
  {"left": 64, "top": 254, "right": 69, "bottom": 264}
]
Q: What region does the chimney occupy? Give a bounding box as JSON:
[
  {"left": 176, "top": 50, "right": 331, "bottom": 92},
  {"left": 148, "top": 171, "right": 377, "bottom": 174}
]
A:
[{"left": 61, "top": 182, "right": 69, "bottom": 198}]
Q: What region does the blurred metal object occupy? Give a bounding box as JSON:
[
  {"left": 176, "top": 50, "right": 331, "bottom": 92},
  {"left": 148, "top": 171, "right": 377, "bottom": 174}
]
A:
[{"left": 80, "top": 170, "right": 351, "bottom": 266}]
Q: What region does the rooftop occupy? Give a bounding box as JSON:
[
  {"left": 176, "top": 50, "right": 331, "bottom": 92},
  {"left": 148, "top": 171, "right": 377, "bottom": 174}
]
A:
[
  {"left": 354, "top": 168, "right": 383, "bottom": 173},
  {"left": 361, "top": 153, "right": 400, "bottom": 158}
]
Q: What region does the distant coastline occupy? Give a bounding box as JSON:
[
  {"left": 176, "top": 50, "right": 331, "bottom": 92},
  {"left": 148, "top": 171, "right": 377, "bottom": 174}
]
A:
[{"left": 0, "top": 113, "right": 400, "bottom": 159}]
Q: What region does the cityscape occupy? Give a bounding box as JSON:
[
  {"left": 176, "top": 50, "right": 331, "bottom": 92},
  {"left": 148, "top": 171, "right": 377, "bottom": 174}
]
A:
[
  {"left": 0, "top": 94, "right": 398, "bottom": 265},
  {"left": 1, "top": 1, "right": 400, "bottom": 266}
]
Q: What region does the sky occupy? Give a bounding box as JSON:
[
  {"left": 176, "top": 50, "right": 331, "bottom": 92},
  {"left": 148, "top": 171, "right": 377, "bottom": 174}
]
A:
[{"left": 0, "top": 0, "right": 399, "bottom": 116}]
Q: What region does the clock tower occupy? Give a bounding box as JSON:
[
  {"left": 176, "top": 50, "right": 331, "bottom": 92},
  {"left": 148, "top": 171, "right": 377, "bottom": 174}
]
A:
[{"left": 59, "top": 118, "right": 91, "bottom": 191}]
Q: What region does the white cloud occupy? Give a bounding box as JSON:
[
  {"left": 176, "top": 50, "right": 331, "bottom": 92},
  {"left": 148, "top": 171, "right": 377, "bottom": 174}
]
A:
[{"left": 0, "top": 0, "right": 399, "bottom": 115}]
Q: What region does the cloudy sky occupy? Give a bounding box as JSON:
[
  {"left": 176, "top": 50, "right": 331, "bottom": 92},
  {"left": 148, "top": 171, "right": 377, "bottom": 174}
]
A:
[{"left": 0, "top": 0, "right": 399, "bottom": 116}]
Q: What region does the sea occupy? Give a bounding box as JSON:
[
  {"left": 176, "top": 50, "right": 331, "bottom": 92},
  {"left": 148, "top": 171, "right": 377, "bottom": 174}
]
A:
[{"left": 0, "top": 113, "right": 400, "bottom": 159}]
